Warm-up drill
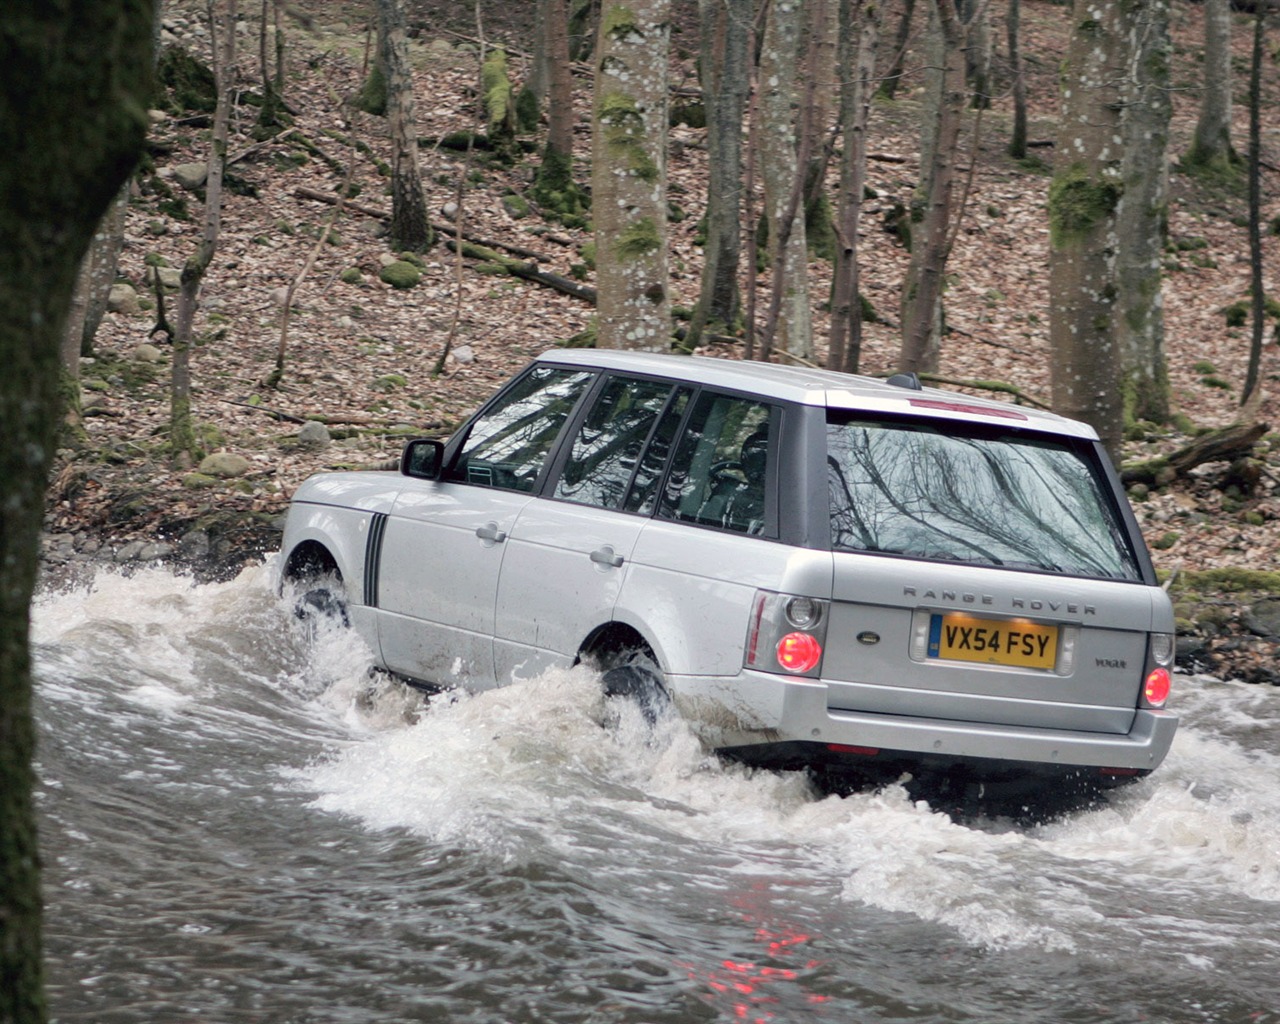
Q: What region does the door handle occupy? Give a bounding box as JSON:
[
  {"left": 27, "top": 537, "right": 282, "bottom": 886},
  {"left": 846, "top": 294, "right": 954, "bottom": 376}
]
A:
[
  {"left": 589, "top": 546, "right": 624, "bottom": 568},
  {"left": 475, "top": 522, "right": 507, "bottom": 543}
]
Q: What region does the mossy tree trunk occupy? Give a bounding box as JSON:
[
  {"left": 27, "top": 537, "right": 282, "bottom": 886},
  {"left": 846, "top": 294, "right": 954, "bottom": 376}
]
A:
[
  {"left": 1242, "top": 0, "right": 1270, "bottom": 405},
  {"left": 829, "top": 0, "right": 881, "bottom": 374},
  {"left": 592, "top": 0, "right": 671, "bottom": 351},
  {"left": 377, "top": 0, "right": 431, "bottom": 252},
  {"left": 898, "top": 0, "right": 965, "bottom": 374},
  {"left": 878, "top": 0, "right": 917, "bottom": 100},
  {"left": 0, "top": 5, "right": 153, "bottom": 1022},
  {"left": 1115, "top": 0, "right": 1173, "bottom": 426},
  {"left": 1186, "top": 0, "right": 1238, "bottom": 172},
  {"left": 686, "top": 0, "right": 750, "bottom": 349},
  {"left": 961, "top": 0, "right": 992, "bottom": 109},
  {"left": 758, "top": 0, "right": 812, "bottom": 361},
  {"left": 1049, "top": 0, "right": 1129, "bottom": 459},
  {"left": 532, "top": 0, "right": 586, "bottom": 218},
  {"left": 172, "top": 0, "right": 237, "bottom": 467}
]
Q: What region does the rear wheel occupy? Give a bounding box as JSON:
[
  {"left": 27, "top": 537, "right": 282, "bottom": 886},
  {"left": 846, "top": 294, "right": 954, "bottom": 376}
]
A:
[{"left": 598, "top": 649, "right": 670, "bottom": 725}]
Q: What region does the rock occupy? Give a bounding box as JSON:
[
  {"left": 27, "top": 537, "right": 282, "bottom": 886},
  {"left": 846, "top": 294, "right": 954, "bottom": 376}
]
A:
[
  {"left": 148, "top": 108, "right": 168, "bottom": 124},
  {"left": 132, "top": 343, "right": 165, "bottom": 363},
  {"left": 297, "top": 421, "right": 331, "bottom": 450},
  {"left": 178, "top": 530, "right": 211, "bottom": 560},
  {"left": 146, "top": 265, "right": 182, "bottom": 290},
  {"left": 377, "top": 252, "right": 399, "bottom": 268},
  {"left": 198, "top": 452, "right": 252, "bottom": 478},
  {"left": 173, "top": 161, "right": 209, "bottom": 191},
  {"left": 1244, "top": 598, "right": 1280, "bottom": 639},
  {"left": 182, "top": 472, "right": 219, "bottom": 489},
  {"left": 451, "top": 345, "right": 475, "bottom": 365},
  {"left": 379, "top": 260, "right": 421, "bottom": 289},
  {"left": 108, "top": 282, "right": 140, "bottom": 314},
  {"left": 114, "top": 540, "right": 145, "bottom": 563}
]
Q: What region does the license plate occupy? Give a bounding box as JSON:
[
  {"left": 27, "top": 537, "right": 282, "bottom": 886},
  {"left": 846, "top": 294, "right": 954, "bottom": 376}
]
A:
[{"left": 928, "top": 613, "right": 1058, "bottom": 670}]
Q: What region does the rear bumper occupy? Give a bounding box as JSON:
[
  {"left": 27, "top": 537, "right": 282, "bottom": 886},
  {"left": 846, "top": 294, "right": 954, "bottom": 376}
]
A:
[{"left": 669, "top": 669, "right": 1179, "bottom": 774}]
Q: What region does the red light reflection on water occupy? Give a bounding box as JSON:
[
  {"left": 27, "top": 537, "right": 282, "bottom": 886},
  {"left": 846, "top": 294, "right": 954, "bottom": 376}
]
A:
[{"left": 679, "top": 883, "right": 831, "bottom": 1022}]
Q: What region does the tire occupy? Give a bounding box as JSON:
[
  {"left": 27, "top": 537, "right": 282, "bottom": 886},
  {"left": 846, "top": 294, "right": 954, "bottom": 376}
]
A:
[
  {"left": 291, "top": 576, "right": 350, "bottom": 631},
  {"left": 599, "top": 652, "right": 670, "bottom": 725}
]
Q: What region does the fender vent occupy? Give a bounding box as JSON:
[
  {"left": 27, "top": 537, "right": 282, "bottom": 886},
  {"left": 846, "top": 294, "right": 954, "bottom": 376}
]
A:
[{"left": 364, "top": 512, "right": 389, "bottom": 608}]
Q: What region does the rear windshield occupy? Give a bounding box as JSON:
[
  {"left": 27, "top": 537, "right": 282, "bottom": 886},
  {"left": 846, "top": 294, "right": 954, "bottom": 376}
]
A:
[{"left": 826, "top": 415, "right": 1141, "bottom": 580}]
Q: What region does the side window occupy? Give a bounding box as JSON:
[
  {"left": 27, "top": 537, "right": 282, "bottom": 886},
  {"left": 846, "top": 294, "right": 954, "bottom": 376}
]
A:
[
  {"left": 553, "top": 376, "right": 676, "bottom": 509},
  {"left": 450, "top": 367, "right": 593, "bottom": 492},
  {"left": 658, "top": 392, "right": 774, "bottom": 535}
]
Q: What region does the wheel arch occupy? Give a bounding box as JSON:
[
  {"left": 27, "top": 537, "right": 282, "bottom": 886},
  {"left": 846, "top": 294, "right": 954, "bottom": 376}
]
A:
[
  {"left": 281, "top": 539, "right": 342, "bottom": 584},
  {"left": 577, "top": 621, "right": 661, "bottom": 672}
]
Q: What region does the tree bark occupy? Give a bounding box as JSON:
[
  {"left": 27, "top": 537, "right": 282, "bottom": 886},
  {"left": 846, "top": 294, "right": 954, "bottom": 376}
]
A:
[
  {"left": 1242, "top": 1, "right": 1268, "bottom": 404},
  {"left": 898, "top": 0, "right": 965, "bottom": 374},
  {"left": 758, "top": 0, "right": 812, "bottom": 361},
  {"left": 687, "top": 0, "right": 751, "bottom": 349},
  {"left": 829, "top": 0, "right": 881, "bottom": 374},
  {"left": 0, "top": 6, "right": 152, "bottom": 1023},
  {"left": 378, "top": 0, "right": 432, "bottom": 251},
  {"left": 592, "top": 0, "right": 671, "bottom": 350},
  {"left": 1115, "top": 0, "right": 1172, "bottom": 425},
  {"left": 532, "top": 0, "right": 586, "bottom": 219},
  {"left": 1049, "top": 0, "right": 1129, "bottom": 459},
  {"left": 878, "top": 0, "right": 916, "bottom": 100}
]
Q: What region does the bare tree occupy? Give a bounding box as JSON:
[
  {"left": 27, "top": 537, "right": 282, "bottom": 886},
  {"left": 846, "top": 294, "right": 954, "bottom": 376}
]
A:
[
  {"left": 898, "top": 0, "right": 965, "bottom": 374},
  {"left": 686, "top": 0, "right": 751, "bottom": 348},
  {"left": 877, "top": 0, "right": 917, "bottom": 100},
  {"left": 1, "top": 5, "right": 152, "bottom": 1022},
  {"left": 758, "top": 0, "right": 813, "bottom": 361},
  {"left": 1242, "top": 1, "right": 1276, "bottom": 404},
  {"left": 1048, "top": 0, "right": 1129, "bottom": 458},
  {"left": 592, "top": 0, "right": 672, "bottom": 350},
  {"left": 532, "top": 0, "right": 587, "bottom": 221},
  {"left": 1006, "top": 0, "right": 1027, "bottom": 159},
  {"left": 829, "top": 0, "right": 882, "bottom": 373},
  {"left": 1115, "top": 0, "right": 1172, "bottom": 425},
  {"left": 1186, "top": 0, "right": 1238, "bottom": 174},
  {"left": 171, "top": 0, "right": 238, "bottom": 465},
  {"left": 378, "top": 0, "right": 431, "bottom": 251}
]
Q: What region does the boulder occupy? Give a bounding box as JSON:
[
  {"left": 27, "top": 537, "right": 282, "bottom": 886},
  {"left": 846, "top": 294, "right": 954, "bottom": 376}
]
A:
[
  {"left": 173, "top": 161, "right": 209, "bottom": 191},
  {"left": 132, "top": 343, "right": 165, "bottom": 363},
  {"left": 108, "top": 282, "right": 140, "bottom": 314},
  {"left": 297, "top": 421, "right": 331, "bottom": 450},
  {"left": 198, "top": 452, "right": 252, "bottom": 478},
  {"left": 379, "top": 260, "right": 421, "bottom": 289},
  {"left": 1244, "top": 598, "right": 1280, "bottom": 640}
]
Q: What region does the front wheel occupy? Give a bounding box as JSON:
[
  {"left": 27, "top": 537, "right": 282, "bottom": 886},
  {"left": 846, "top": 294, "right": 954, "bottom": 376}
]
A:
[{"left": 291, "top": 575, "right": 350, "bottom": 633}]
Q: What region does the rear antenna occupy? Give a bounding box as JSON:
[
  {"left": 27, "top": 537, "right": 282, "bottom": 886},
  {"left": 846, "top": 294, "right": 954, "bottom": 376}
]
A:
[{"left": 886, "top": 372, "right": 923, "bottom": 390}]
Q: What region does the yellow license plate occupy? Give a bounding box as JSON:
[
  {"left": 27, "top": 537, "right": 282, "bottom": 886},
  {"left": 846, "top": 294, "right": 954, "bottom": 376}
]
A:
[{"left": 928, "top": 613, "right": 1058, "bottom": 670}]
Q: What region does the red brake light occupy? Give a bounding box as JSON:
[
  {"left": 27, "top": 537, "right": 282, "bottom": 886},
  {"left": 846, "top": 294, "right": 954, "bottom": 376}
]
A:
[
  {"left": 776, "top": 633, "right": 822, "bottom": 674},
  {"left": 1144, "top": 667, "right": 1171, "bottom": 707},
  {"left": 909, "top": 397, "right": 1028, "bottom": 420}
]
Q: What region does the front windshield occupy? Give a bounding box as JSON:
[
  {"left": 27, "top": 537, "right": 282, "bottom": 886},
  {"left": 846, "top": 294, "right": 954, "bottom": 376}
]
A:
[{"left": 826, "top": 415, "right": 1141, "bottom": 580}]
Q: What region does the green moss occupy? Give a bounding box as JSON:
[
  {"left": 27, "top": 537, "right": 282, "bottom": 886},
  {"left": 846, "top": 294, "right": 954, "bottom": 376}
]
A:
[
  {"left": 614, "top": 217, "right": 660, "bottom": 259},
  {"left": 1170, "top": 567, "right": 1280, "bottom": 594},
  {"left": 356, "top": 63, "right": 387, "bottom": 116},
  {"left": 598, "top": 90, "right": 658, "bottom": 182},
  {"left": 379, "top": 261, "right": 421, "bottom": 289},
  {"left": 340, "top": 267, "right": 363, "bottom": 284},
  {"left": 515, "top": 84, "right": 540, "bottom": 133},
  {"left": 1048, "top": 164, "right": 1122, "bottom": 246},
  {"left": 157, "top": 44, "right": 217, "bottom": 112},
  {"left": 602, "top": 5, "right": 640, "bottom": 38},
  {"left": 374, "top": 373, "right": 407, "bottom": 391}
]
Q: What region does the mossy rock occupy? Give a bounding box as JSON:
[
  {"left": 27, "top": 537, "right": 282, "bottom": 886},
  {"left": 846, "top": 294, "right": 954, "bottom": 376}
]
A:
[
  {"left": 182, "top": 472, "right": 220, "bottom": 490},
  {"left": 379, "top": 261, "right": 422, "bottom": 289},
  {"left": 340, "top": 267, "right": 363, "bottom": 285},
  {"left": 157, "top": 45, "right": 217, "bottom": 113}
]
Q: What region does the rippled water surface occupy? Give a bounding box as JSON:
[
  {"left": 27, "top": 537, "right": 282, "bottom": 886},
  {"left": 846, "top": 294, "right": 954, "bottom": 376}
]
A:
[{"left": 31, "top": 564, "right": 1280, "bottom": 1023}]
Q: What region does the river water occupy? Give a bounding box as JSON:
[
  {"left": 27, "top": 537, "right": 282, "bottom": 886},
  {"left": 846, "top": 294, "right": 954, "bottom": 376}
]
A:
[{"left": 30, "top": 563, "right": 1280, "bottom": 1024}]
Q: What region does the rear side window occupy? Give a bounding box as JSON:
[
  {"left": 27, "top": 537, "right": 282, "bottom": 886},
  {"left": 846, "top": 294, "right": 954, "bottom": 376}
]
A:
[
  {"left": 450, "top": 366, "right": 593, "bottom": 491},
  {"left": 554, "top": 376, "right": 677, "bottom": 509},
  {"left": 826, "top": 415, "right": 1141, "bottom": 580},
  {"left": 658, "top": 393, "right": 774, "bottom": 535}
]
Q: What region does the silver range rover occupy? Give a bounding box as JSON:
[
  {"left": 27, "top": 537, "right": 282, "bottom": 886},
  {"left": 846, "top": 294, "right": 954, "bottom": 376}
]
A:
[{"left": 279, "top": 350, "right": 1177, "bottom": 798}]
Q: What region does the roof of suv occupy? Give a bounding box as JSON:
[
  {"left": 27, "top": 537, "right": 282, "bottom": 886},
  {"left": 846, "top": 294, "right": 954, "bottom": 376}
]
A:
[{"left": 536, "top": 349, "right": 1096, "bottom": 440}]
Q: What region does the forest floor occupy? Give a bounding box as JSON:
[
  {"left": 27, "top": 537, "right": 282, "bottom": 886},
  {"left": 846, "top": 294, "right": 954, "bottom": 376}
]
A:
[{"left": 42, "top": 0, "right": 1280, "bottom": 683}]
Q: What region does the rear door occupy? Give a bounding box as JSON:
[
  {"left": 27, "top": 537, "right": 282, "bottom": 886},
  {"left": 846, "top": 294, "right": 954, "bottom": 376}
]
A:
[{"left": 493, "top": 375, "right": 689, "bottom": 680}]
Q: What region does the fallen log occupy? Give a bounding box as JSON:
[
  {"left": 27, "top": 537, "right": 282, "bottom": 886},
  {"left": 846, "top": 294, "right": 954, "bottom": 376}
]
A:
[
  {"left": 1121, "top": 421, "right": 1269, "bottom": 486},
  {"left": 443, "top": 237, "right": 598, "bottom": 304}
]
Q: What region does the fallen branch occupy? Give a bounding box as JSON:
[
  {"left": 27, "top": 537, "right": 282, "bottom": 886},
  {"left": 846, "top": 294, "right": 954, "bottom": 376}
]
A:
[
  {"left": 444, "top": 237, "right": 597, "bottom": 304},
  {"left": 1121, "top": 421, "right": 1269, "bottom": 486}
]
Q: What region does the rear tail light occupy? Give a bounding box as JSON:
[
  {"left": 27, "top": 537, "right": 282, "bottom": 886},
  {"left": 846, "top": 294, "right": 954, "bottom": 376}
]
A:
[
  {"left": 745, "top": 590, "right": 829, "bottom": 678},
  {"left": 1144, "top": 667, "right": 1171, "bottom": 707}
]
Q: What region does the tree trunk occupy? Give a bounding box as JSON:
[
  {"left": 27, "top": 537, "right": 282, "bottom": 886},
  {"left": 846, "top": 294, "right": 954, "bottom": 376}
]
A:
[
  {"left": 0, "top": 6, "right": 152, "bottom": 1023},
  {"left": 1242, "top": 1, "right": 1267, "bottom": 404},
  {"left": 758, "top": 0, "right": 812, "bottom": 361},
  {"left": 1007, "top": 0, "right": 1027, "bottom": 159},
  {"left": 898, "top": 0, "right": 965, "bottom": 374},
  {"left": 1187, "top": 0, "right": 1237, "bottom": 172},
  {"left": 532, "top": 0, "right": 586, "bottom": 219},
  {"left": 1115, "top": 0, "right": 1172, "bottom": 425},
  {"left": 961, "top": 0, "right": 992, "bottom": 109},
  {"left": 1049, "top": 0, "right": 1128, "bottom": 459},
  {"left": 687, "top": 0, "right": 751, "bottom": 349},
  {"left": 829, "top": 0, "right": 881, "bottom": 374},
  {"left": 172, "top": 0, "right": 237, "bottom": 465},
  {"left": 801, "top": 0, "right": 840, "bottom": 262},
  {"left": 378, "top": 0, "right": 431, "bottom": 251},
  {"left": 592, "top": 0, "right": 671, "bottom": 350},
  {"left": 878, "top": 0, "right": 916, "bottom": 100}
]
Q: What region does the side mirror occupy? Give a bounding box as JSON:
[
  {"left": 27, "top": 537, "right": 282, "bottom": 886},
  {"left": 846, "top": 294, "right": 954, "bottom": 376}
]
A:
[{"left": 400, "top": 438, "right": 445, "bottom": 480}]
